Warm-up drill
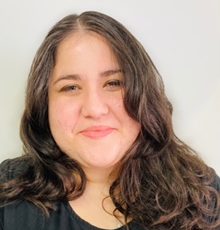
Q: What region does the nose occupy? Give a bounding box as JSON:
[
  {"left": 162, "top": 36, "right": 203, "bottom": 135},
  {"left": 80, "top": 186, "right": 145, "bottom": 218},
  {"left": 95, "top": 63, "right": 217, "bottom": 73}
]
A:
[{"left": 81, "top": 89, "right": 109, "bottom": 119}]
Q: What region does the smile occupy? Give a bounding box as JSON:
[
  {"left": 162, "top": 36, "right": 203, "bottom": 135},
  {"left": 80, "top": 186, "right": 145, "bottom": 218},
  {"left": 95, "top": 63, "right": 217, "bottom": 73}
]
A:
[{"left": 80, "top": 126, "right": 115, "bottom": 139}]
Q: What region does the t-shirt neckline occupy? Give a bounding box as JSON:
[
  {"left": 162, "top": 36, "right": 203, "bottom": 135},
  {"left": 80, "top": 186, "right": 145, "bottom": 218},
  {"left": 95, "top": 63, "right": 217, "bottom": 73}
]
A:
[{"left": 64, "top": 200, "right": 133, "bottom": 230}]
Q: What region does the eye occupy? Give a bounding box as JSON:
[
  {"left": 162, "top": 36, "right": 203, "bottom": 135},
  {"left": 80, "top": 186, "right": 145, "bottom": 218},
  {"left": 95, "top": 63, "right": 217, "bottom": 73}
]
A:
[
  {"left": 59, "top": 84, "right": 81, "bottom": 94},
  {"left": 104, "top": 80, "right": 124, "bottom": 91}
]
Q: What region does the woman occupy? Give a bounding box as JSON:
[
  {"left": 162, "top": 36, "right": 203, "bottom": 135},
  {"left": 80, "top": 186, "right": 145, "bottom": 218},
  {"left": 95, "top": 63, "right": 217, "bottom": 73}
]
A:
[{"left": 0, "top": 11, "right": 219, "bottom": 230}]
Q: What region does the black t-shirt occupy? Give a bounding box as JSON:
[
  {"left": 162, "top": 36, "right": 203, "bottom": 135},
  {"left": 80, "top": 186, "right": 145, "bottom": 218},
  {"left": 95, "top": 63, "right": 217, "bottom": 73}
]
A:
[
  {"left": 0, "top": 199, "right": 142, "bottom": 230},
  {"left": 0, "top": 158, "right": 219, "bottom": 230},
  {"left": 0, "top": 158, "right": 143, "bottom": 230}
]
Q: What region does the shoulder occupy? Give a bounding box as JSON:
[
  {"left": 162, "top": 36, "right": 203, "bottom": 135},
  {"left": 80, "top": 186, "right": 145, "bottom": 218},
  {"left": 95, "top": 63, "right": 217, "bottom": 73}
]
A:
[
  {"left": 0, "top": 200, "right": 44, "bottom": 230},
  {"left": 204, "top": 170, "right": 220, "bottom": 225},
  {"left": 210, "top": 172, "right": 220, "bottom": 207},
  {"left": 206, "top": 168, "right": 220, "bottom": 194},
  {"left": 212, "top": 173, "right": 220, "bottom": 191},
  {"left": 0, "top": 156, "right": 31, "bottom": 183}
]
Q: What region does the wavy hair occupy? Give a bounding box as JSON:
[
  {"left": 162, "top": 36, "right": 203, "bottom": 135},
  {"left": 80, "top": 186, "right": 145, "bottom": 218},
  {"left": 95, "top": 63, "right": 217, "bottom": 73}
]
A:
[{"left": 0, "top": 11, "right": 219, "bottom": 229}]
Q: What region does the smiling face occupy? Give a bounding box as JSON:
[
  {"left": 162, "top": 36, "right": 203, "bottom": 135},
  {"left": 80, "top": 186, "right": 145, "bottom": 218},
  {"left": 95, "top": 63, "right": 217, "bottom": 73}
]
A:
[{"left": 48, "top": 31, "right": 140, "bottom": 172}]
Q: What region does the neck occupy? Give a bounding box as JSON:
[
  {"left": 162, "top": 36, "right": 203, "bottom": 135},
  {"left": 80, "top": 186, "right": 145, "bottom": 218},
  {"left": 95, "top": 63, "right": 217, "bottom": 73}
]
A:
[
  {"left": 69, "top": 165, "right": 126, "bottom": 229},
  {"left": 82, "top": 165, "right": 123, "bottom": 218},
  {"left": 83, "top": 164, "right": 119, "bottom": 186}
]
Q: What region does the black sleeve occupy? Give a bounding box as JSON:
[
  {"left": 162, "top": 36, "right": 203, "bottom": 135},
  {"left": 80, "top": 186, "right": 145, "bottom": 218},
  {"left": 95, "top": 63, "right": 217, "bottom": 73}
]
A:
[
  {"left": 0, "top": 157, "right": 41, "bottom": 230},
  {"left": 208, "top": 173, "right": 220, "bottom": 225},
  {"left": 214, "top": 174, "right": 220, "bottom": 191},
  {"left": 0, "top": 160, "right": 9, "bottom": 229},
  {"left": 0, "top": 200, "right": 45, "bottom": 230},
  {"left": 0, "top": 159, "right": 11, "bottom": 183},
  {"left": 0, "top": 209, "right": 3, "bottom": 230},
  {"left": 0, "top": 157, "right": 30, "bottom": 183},
  {"left": 0, "top": 156, "right": 31, "bottom": 229},
  {"left": 0, "top": 158, "right": 24, "bottom": 229}
]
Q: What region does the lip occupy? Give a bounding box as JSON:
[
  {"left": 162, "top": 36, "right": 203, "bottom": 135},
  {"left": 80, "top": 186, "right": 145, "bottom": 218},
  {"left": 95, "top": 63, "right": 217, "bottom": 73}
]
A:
[{"left": 79, "top": 126, "right": 115, "bottom": 139}]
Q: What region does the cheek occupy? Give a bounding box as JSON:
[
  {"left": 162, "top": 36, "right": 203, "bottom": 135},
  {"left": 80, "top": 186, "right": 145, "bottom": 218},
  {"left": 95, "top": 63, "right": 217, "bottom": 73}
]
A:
[
  {"left": 110, "top": 94, "right": 124, "bottom": 109},
  {"left": 112, "top": 98, "right": 129, "bottom": 119},
  {"left": 110, "top": 96, "right": 140, "bottom": 129},
  {"left": 113, "top": 99, "right": 140, "bottom": 134},
  {"left": 49, "top": 100, "right": 80, "bottom": 133}
]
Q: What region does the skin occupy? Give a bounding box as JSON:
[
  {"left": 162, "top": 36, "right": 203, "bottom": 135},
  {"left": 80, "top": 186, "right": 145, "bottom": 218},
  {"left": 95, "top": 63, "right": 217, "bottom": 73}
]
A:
[
  {"left": 49, "top": 31, "right": 140, "bottom": 176},
  {"left": 48, "top": 31, "right": 140, "bottom": 228}
]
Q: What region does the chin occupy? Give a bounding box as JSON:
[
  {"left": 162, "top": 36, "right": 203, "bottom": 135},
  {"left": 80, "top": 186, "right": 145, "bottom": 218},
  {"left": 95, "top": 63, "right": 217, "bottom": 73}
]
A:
[
  {"left": 86, "top": 160, "right": 120, "bottom": 169},
  {"left": 81, "top": 154, "right": 122, "bottom": 170}
]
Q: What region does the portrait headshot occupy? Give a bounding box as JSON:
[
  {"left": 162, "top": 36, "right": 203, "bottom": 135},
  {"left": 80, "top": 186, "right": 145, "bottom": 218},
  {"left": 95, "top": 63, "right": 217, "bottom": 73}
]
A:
[{"left": 0, "top": 1, "right": 219, "bottom": 229}]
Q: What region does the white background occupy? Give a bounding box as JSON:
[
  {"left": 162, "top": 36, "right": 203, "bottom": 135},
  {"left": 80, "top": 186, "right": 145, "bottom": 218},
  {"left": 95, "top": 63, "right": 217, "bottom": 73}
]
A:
[{"left": 0, "top": 0, "right": 219, "bottom": 174}]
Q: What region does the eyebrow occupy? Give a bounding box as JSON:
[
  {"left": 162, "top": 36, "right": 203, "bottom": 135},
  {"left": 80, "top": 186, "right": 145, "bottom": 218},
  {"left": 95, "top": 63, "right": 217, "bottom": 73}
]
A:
[
  {"left": 100, "top": 69, "right": 122, "bottom": 77},
  {"left": 53, "top": 69, "right": 122, "bottom": 85}
]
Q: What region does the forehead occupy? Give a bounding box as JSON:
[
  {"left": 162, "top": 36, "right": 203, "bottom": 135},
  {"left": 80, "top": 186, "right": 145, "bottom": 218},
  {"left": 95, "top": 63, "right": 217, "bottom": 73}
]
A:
[
  {"left": 53, "top": 31, "right": 120, "bottom": 76},
  {"left": 56, "top": 30, "right": 117, "bottom": 61}
]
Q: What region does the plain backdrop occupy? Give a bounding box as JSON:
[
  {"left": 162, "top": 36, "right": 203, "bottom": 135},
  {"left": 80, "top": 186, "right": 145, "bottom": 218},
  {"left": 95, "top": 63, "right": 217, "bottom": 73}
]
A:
[{"left": 0, "top": 0, "right": 219, "bottom": 174}]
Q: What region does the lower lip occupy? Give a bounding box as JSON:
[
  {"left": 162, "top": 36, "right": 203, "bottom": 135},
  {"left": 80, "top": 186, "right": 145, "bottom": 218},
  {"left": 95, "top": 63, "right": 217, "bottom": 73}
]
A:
[{"left": 80, "top": 128, "right": 114, "bottom": 139}]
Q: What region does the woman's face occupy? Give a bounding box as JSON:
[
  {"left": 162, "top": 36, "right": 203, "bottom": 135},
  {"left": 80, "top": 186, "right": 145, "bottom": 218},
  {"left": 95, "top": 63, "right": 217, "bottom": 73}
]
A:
[{"left": 48, "top": 31, "right": 140, "bottom": 171}]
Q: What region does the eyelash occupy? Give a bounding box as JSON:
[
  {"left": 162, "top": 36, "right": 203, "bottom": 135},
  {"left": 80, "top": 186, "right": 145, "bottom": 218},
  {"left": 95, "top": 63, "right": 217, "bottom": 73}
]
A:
[
  {"left": 59, "top": 80, "right": 124, "bottom": 93},
  {"left": 104, "top": 80, "right": 124, "bottom": 89},
  {"left": 60, "top": 85, "right": 81, "bottom": 92}
]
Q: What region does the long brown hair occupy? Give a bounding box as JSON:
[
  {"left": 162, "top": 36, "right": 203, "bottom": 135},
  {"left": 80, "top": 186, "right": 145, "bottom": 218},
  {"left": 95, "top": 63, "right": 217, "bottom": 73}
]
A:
[{"left": 0, "top": 11, "right": 219, "bottom": 229}]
